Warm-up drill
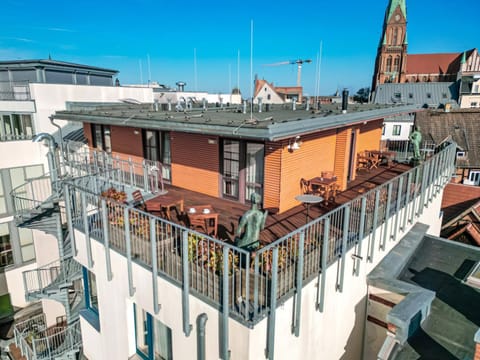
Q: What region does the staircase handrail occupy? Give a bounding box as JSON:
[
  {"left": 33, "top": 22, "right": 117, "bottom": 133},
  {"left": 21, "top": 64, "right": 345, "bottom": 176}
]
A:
[
  {"left": 23, "top": 259, "right": 61, "bottom": 295},
  {"left": 14, "top": 316, "right": 82, "bottom": 360},
  {"left": 10, "top": 174, "right": 57, "bottom": 214}
]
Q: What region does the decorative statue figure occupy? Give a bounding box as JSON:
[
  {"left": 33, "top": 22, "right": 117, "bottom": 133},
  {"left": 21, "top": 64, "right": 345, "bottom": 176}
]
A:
[
  {"left": 235, "top": 193, "right": 268, "bottom": 250},
  {"left": 409, "top": 126, "right": 422, "bottom": 161}
]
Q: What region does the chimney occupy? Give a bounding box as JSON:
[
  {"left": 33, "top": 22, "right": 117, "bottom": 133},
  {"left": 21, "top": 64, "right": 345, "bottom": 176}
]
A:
[
  {"left": 258, "top": 97, "right": 263, "bottom": 113},
  {"left": 292, "top": 97, "right": 297, "bottom": 111},
  {"left": 167, "top": 98, "right": 172, "bottom": 112},
  {"left": 242, "top": 100, "right": 247, "bottom": 114},
  {"left": 342, "top": 89, "right": 349, "bottom": 113},
  {"left": 265, "top": 103, "right": 270, "bottom": 112},
  {"left": 305, "top": 96, "right": 310, "bottom": 111},
  {"left": 176, "top": 81, "right": 186, "bottom": 92},
  {"left": 202, "top": 98, "right": 207, "bottom": 110},
  {"left": 154, "top": 98, "right": 159, "bottom": 112}
]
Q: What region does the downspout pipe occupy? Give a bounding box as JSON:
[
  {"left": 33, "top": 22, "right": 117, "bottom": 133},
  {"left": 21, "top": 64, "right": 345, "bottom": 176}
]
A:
[
  {"left": 32, "top": 133, "right": 58, "bottom": 192},
  {"left": 49, "top": 116, "right": 65, "bottom": 159},
  {"left": 196, "top": 313, "right": 208, "bottom": 360}
]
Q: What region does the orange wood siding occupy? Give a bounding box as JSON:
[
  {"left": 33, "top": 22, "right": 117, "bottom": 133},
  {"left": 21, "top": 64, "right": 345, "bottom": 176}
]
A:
[
  {"left": 263, "top": 141, "right": 282, "bottom": 210},
  {"left": 170, "top": 132, "right": 220, "bottom": 197},
  {"left": 333, "top": 128, "right": 351, "bottom": 191},
  {"left": 355, "top": 119, "right": 383, "bottom": 154},
  {"left": 278, "top": 131, "right": 337, "bottom": 213}
]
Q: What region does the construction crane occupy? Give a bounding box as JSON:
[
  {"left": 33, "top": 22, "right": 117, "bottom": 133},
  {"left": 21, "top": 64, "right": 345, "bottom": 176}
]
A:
[{"left": 263, "top": 59, "right": 312, "bottom": 87}]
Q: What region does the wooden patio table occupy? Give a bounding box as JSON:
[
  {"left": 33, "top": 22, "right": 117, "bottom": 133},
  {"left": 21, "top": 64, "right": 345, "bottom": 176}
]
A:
[
  {"left": 368, "top": 150, "right": 395, "bottom": 167},
  {"left": 308, "top": 176, "right": 338, "bottom": 203},
  {"left": 187, "top": 205, "right": 219, "bottom": 237},
  {"left": 144, "top": 193, "right": 184, "bottom": 220}
]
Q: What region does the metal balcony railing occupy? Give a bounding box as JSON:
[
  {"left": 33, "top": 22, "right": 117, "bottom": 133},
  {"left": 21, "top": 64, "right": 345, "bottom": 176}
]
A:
[
  {"left": 14, "top": 314, "right": 81, "bottom": 360},
  {"left": 64, "top": 144, "right": 165, "bottom": 194},
  {"left": 0, "top": 80, "right": 31, "bottom": 101},
  {"left": 380, "top": 139, "right": 436, "bottom": 162},
  {"left": 64, "top": 142, "right": 457, "bottom": 328},
  {"left": 10, "top": 175, "right": 55, "bottom": 216}
]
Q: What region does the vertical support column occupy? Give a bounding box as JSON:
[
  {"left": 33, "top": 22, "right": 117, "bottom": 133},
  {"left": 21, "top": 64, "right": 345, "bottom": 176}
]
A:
[
  {"left": 221, "top": 247, "right": 230, "bottom": 360},
  {"left": 265, "top": 247, "right": 278, "bottom": 360},
  {"left": 150, "top": 218, "right": 160, "bottom": 314},
  {"left": 381, "top": 183, "right": 392, "bottom": 250},
  {"left": 101, "top": 200, "right": 113, "bottom": 281},
  {"left": 337, "top": 206, "right": 350, "bottom": 292},
  {"left": 81, "top": 192, "right": 94, "bottom": 268},
  {"left": 355, "top": 197, "right": 367, "bottom": 276},
  {"left": 368, "top": 190, "right": 380, "bottom": 262},
  {"left": 253, "top": 253, "right": 260, "bottom": 319},
  {"left": 181, "top": 231, "right": 192, "bottom": 337},
  {"left": 292, "top": 231, "right": 305, "bottom": 336},
  {"left": 63, "top": 185, "right": 78, "bottom": 256},
  {"left": 316, "top": 218, "right": 329, "bottom": 311},
  {"left": 124, "top": 208, "right": 136, "bottom": 297}
]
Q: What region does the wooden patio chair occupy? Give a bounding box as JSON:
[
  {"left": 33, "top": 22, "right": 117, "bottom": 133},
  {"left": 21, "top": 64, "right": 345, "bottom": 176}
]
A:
[
  {"left": 300, "top": 178, "right": 312, "bottom": 194},
  {"left": 131, "top": 190, "right": 145, "bottom": 210}
]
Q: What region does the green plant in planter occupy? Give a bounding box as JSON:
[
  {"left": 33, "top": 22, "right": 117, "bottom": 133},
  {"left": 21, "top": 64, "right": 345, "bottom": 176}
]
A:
[
  {"left": 253, "top": 245, "right": 289, "bottom": 274},
  {"left": 101, "top": 187, "right": 127, "bottom": 202}
]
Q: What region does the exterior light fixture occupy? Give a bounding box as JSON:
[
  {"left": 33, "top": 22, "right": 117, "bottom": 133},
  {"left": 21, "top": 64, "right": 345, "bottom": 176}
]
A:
[{"left": 288, "top": 136, "right": 302, "bottom": 152}]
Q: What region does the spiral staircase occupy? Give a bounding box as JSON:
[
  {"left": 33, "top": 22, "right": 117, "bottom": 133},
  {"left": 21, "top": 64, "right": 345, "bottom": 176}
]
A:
[{"left": 10, "top": 174, "right": 83, "bottom": 360}]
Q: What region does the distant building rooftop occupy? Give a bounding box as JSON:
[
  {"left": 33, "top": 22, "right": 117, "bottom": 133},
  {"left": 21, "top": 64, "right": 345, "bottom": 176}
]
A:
[{"left": 0, "top": 59, "right": 118, "bottom": 74}]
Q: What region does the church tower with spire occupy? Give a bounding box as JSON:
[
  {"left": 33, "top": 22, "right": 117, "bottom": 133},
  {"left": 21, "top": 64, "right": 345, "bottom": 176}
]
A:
[{"left": 372, "top": 0, "right": 408, "bottom": 90}]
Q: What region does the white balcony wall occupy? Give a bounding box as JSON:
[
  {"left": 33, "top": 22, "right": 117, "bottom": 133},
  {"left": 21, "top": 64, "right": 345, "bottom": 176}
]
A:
[
  {"left": 0, "top": 100, "right": 35, "bottom": 113},
  {"left": 72, "top": 183, "right": 445, "bottom": 360}
]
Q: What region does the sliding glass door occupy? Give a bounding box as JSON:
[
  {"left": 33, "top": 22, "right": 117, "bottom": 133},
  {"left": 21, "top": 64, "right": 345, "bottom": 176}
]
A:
[{"left": 221, "top": 139, "right": 264, "bottom": 203}]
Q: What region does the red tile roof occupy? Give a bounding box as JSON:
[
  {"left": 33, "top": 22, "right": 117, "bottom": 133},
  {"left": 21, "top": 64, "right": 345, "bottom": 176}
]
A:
[
  {"left": 441, "top": 183, "right": 480, "bottom": 224},
  {"left": 406, "top": 53, "right": 462, "bottom": 75}
]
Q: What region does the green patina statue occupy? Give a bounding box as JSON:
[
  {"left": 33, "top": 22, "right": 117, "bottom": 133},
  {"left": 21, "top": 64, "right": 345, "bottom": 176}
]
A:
[
  {"left": 409, "top": 126, "right": 422, "bottom": 161},
  {"left": 235, "top": 193, "right": 268, "bottom": 251}
]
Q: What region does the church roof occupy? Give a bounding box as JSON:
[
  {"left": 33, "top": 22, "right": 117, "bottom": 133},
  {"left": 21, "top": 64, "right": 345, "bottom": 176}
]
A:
[
  {"left": 406, "top": 53, "right": 462, "bottom": 75},
  {"left": 386, "top": 0, "right": 407, "bottom": 21}
]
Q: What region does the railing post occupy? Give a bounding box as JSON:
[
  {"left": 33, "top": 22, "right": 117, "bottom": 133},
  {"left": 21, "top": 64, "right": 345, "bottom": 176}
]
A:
[
  {"left": 418, "top": 161, "right": 429, "bottom": 216},
  {"left": 316, "top": 218, "right": 329, "bottom": 311},
  {"left": 368, "top": 189, "right": 380, "bottom": 262},
  {"left": 403, "top": 171, "right": 412, "bottom": 231},
  {"left": 124, "top": 208, "right": 136, "bottom": 296},
  {"left": 253, "top": 251, "right": 260, "bottom": 319},
  {"left": 293, "top": 231, "right": 305, "bottom": 336},
  {"left": 181, "top": 231, "right": 192, "bottom": 336},
  {"left": 410, "top": 167, "right": 420, "bottom": 224},
  {"left": 101, "top": 199, "right": 113, "bottom": 281},
  {"left": 150, "top": 218, "right": 160, "bottom": 314},
  {"left": 221, "top": 246, "right": 230, "bottom": 360},
  {"left": 354, "top": 197, "right": 367, "bottom": 276},
  {"left": 381, "top": 183, "right": 392, "bottom": 250},
  {"left": 393, "top": 176, "right": 403, "bottom": 242},
  {"left": 337, "top": 206, "right": 350, "bottom": 292},
  {"left": 81, "top": 192, "right": 94, "bottom": 268},
  {"left": 265, "top": 247, "right": 278, "bottom": 360},
  {"left": 64, "top": 185, "right": 78, "bottom": 256}
]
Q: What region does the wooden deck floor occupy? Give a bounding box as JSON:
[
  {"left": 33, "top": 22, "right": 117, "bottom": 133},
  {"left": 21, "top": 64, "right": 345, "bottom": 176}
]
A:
[{"left": 148, "top": 162, "right": 411, "bottom": 245}]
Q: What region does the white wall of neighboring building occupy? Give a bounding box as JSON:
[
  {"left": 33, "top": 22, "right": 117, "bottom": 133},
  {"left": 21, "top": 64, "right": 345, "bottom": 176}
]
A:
[
  {"left": 29, "top": 83, "right": 154, "bottom": 134},
  {"left": 381, "top": 121, "right": 413, "bottom": 141},
  {"left": 73, "top": 181, "right": 445, "bottom": 360},
  {"left": 254, "top": 83, "right": 284, "bottom": 105}
]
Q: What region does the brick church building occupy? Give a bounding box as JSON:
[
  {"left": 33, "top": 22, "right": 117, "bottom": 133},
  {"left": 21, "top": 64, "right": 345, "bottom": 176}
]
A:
[{"left": 372, "top": 0, "right": 480, "bottom": 91}]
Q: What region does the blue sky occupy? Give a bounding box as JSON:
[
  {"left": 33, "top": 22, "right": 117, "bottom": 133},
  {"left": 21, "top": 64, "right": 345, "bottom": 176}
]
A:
[{"left": 1, "top": 0, "right": 477, "bottom": 96}]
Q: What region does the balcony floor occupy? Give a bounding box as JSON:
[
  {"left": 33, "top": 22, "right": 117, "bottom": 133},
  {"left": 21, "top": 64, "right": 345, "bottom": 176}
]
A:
[{"left": 150, "top": 162, "right": 411, "bottom": 245}]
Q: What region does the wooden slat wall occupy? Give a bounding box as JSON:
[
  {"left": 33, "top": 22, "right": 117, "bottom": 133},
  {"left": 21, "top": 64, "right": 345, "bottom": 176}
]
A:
[
  {"left": 263, "top": 141, "right": 282, "bottom": 211},
  {"left": 356, "top": 119, "right": 383, "bottom": 153},
  {"left": 110, "top": 126, "right": 143, "bottom": 159},
  {"left": 83, "top": 123, "right": 92, "bottom": 146},
  {"left": 278, "top": 130, "right": 337, "bottom": 213},
  {"left": 170, "top": 132, "right": 220, "bottom": 197},
  {"left": 333, "top": 128, "right": 351, "bottom": 191}
]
